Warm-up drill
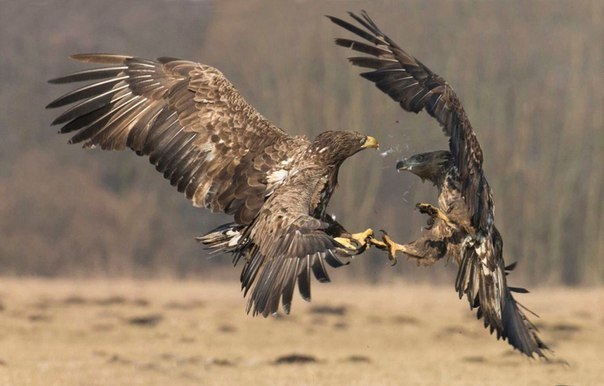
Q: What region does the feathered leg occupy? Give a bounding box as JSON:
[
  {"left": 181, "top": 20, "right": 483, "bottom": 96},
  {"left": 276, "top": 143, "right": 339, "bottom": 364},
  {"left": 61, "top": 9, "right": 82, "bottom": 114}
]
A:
[{"left": 370, "top": 232, "right": 445, "bottom": 267}]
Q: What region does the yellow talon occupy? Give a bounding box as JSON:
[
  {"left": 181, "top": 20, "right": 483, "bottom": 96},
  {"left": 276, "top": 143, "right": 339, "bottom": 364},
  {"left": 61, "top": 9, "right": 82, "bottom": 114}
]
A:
[
  {"left": 351, "top": 228, "right": 374, "bottom": 246},
  {"left": 416, "top": 203, "right": 454, "bottom": 227},
  {"left": 382, "top": 233, "right": 402, "bottom": 266},
  {"left": 334, "top": 237, "right": 358, "bottom": 250},
  {"left": 335, "top": 228, "right": 374, "bottom": 251},
  {"left": 367, "top": 231, "right": 408, "bottom": 266}
]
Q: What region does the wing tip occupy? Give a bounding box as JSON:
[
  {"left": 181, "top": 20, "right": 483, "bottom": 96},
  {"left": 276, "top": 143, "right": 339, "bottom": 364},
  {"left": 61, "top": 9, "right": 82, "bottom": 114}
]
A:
[
  {"left": 47, "top": 77, "right": 64, "bottom": 85},
  {"left": 69, "top": 53, "right": 131, "bottom": 64}
]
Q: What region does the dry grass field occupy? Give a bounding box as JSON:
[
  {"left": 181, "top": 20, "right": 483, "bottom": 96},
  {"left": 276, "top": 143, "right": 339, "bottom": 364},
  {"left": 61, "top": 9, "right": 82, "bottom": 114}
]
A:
[{"left": 0, "top": 278, "right": 601, "bottom": 385}]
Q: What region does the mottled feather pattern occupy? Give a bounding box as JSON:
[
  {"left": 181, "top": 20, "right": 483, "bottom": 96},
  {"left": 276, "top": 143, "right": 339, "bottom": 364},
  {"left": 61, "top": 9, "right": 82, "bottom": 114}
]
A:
[
  {"left": 436, "top": 162, "right": 547, "bottom": 358},
  {"left": 455, "top": 233, "right": 548, "bottom": 356},
  {"left": 48, "top": 54, "right": 293, "bottom": 225},
  {"left": 48, "top": 55, "right": 372, "bottom": 317},
  {"left": 329, "top": 12, "right": 491, "bottom": 233},
  {"left": 239, "top": 165, "right": 354, "bottom": 316},
  {"left": 331, "top": 12, "right": 550, "bottom": 359}
]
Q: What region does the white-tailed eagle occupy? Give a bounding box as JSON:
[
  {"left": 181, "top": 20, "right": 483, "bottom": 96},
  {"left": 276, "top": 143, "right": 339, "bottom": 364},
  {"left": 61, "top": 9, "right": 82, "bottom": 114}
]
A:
[
  {"left": 330, "top": 11, "right": 550, "bottom": 359},
  {"left": 47, "top": 54, "right": 379, "bottom": 317}
]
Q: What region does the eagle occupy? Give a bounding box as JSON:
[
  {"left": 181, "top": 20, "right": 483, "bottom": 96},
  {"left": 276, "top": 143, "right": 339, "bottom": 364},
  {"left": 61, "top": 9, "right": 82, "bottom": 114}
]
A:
[
  {"left": 47, "top": 54, "right": 379, "bottom": 317},
  {"left": 330, "top": 12, "right": 550, "bottom": 359}
]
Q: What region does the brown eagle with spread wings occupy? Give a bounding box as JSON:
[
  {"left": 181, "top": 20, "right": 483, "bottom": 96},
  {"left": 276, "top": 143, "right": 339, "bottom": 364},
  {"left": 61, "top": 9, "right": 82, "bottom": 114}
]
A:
[
  {"left": 47, "top": 54, "right": 378, "bottom": 317},
  {"left": 330, "top": 12, "right": 550, "bottom": 359}
]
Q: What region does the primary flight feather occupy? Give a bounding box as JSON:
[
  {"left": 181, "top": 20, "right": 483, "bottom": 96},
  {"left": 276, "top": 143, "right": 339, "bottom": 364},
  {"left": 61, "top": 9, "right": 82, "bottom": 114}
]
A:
[
  {"left": 330, "top": 11, "right": 550, "bottom": 359},
  {"left": 48, "top": 54, "right": 379, "bottom": 317}
]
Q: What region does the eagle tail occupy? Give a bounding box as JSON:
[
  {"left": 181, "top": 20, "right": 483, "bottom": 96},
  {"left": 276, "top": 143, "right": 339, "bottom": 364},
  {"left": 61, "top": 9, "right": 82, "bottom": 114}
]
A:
[
  {"left": 456, "top": 248, "right": 550, "bottom": 360},
  {"left": 244, "top": 244, "right": 350, "bottom": 318},
  {"left": 501, "top": 288, "right": 550, "bottom": 360}
]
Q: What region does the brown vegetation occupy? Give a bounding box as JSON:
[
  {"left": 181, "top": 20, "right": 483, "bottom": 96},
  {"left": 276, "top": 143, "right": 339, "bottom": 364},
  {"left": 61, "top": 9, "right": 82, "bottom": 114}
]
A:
[
  {"left": 1, "top": 0, "right": 602, "bottom": 284},
  {"left": 0, "top": 278, "right": 601, "bottom": 385}
]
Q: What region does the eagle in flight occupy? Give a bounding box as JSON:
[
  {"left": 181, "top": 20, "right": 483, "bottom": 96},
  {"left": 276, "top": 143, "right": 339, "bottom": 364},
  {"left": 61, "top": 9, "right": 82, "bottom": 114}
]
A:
[
  {"left": 330, "top": 11, "right": 550, "bottom": 359},
  {"left": 47, "top": 54, "right": 379, "bottom": 317}
]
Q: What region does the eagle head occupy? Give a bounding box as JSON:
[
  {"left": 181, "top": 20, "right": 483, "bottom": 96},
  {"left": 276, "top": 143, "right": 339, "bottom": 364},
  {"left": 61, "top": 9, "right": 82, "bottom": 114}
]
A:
[
  {"left": 396, "top": 150, "right": 451, "bottom": 182},
  {"left": 310, "top": 131, "right": 379, "bottom": 164}
]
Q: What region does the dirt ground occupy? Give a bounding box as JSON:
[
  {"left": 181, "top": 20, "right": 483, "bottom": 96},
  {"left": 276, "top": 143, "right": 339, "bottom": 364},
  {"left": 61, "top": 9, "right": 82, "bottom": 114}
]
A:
[{"left": 0, "top": 278, "right": 601, "bottom": 385}]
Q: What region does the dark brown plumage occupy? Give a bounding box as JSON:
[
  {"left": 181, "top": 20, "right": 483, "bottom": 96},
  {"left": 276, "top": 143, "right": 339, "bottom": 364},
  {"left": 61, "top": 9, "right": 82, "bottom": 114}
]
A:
[
  {"left": 47, "top": 54, "right": 378, "bottom": 317},
  {"left": 330, "top": 11, "right": 550, "bottom": 359}
]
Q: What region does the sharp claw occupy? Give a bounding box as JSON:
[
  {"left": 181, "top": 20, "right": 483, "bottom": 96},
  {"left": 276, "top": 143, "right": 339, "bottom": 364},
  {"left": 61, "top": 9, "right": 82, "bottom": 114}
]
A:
[
  {"left": 367, "top": 230, "right": 401, "bottom": 265},
  {"left": 381, "top": 233, "right": 400, "bottom": 266},
  {"left": 425, "top": 217, "right": 435, "bottom": 230}
]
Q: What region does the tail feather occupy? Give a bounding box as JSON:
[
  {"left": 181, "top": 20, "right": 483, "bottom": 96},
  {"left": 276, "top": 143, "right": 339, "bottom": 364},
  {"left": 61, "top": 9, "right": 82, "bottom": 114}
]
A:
[
  {"left": 201, "top": 221, "right": 353, "bottom": 317},
  {"left": 456, "top": 244, "right": 550, "bottom": 360},
  {"left": 502, "top": 289, "right": 549, "bottom": 358},
  {"left": 196, "top": 222, "right": 247, "bottom": 256}
]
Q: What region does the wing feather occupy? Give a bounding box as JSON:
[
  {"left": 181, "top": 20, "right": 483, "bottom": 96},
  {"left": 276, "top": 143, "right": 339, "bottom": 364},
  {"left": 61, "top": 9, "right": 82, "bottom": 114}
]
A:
[
  {"left": 281, "top": 258, "right": 300, "bottom": 314},
  {"left": 239, "top": 174, "right": 354, "bottom": 317},
  {"left": 48, "top": 66, "right": 127, "bottom": 84},
  {"left": 311, "top": 252, "right": 331, "bottom": 283},
  {"left": 454, "top": 230, "right": 549, "bottom": 359},
  {"left": 332, "top": 12, "right": 550, "bottom": 359},
  {"left": 48, "top": 54, "right": 302, "bottom": 224},
  {"left": 330, "top": 12, "right": 492, "bottom": 232}
]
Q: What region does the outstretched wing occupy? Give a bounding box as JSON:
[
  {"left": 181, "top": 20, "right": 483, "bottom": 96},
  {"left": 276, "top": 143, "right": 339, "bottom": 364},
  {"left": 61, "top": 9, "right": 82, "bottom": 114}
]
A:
[
  {"left": 455, "top": 228, "right": 549, "bottom": 359},
  {"left": 331, "top": 13, "right": 550, "bottom": 359},
  {"left": 329, "top": 12, "right": 492, "bottom": 232},
  {"left": 47, "top": 54, "right": 299, "bottom": 224}
]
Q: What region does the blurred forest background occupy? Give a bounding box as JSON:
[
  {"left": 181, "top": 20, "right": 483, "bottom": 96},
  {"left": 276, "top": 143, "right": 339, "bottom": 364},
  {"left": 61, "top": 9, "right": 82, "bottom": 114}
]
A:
[{"left": 1, "top": 0, "right": 602, "bottom": 286}]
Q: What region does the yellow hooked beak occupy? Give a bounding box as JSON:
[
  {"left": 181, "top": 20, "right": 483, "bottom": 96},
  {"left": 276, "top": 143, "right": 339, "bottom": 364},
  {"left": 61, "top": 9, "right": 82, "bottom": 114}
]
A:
[{"left": 361, "top": 136, "right": 379, "bottom": 149}]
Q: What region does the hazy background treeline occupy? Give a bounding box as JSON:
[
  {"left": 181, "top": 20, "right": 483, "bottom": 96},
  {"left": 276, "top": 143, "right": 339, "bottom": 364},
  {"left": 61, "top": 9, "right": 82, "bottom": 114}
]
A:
[{"left": 1, "top": 0, "right": 602, "bottom": 285}]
